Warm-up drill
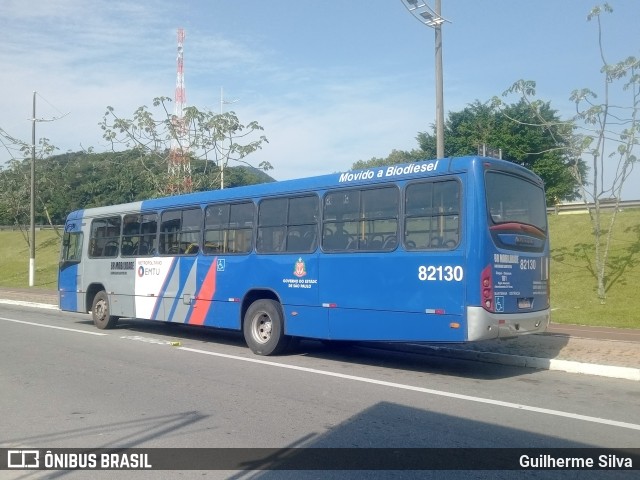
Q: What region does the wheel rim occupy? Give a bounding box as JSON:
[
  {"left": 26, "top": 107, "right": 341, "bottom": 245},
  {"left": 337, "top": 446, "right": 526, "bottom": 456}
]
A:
[
  {"left": 95, "top": 299, "right": 107, "bottom": 322},
  {"left": 251, "top": 312, "right": 272, "bottom": 344}
]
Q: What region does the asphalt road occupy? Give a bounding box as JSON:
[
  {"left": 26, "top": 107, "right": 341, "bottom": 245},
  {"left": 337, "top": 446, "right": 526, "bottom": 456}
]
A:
[{"left": 1, "top": 303, "right": 638, "bottom": 479}]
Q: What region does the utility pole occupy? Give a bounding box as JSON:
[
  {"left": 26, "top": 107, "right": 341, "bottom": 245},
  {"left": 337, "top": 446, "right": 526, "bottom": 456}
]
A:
[{"left": 27, "top": 92, "right": 68, "bottom": 287}]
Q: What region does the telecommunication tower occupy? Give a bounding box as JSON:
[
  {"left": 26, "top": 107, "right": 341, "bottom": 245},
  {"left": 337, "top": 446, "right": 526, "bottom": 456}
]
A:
[{"left": 168, "top": 27, "right": 192, "bottom": 193}]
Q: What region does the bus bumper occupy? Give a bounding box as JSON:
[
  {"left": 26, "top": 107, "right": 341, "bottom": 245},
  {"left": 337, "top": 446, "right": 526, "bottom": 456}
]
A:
[{"left": 466, "top": 306, "right": 550, "bottom": 341}]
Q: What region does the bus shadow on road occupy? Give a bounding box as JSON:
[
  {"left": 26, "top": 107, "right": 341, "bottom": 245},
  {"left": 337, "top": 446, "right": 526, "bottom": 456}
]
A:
[
  {"left": 290, "top": 339, "right": 563, "bottom": 381},
  {"left": 73, "top": 316, "right": 567, "bottom": 381}
]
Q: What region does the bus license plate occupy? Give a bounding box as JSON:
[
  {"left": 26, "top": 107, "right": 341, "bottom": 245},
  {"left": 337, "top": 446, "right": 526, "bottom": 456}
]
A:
[{"left": 518, "top": 298, "right": 532, "bottom": 309}]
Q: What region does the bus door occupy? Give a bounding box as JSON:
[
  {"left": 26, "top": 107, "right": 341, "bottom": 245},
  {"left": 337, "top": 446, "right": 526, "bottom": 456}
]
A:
[{"left": 59, "top": 218, "right": 84, "bottom": 312}]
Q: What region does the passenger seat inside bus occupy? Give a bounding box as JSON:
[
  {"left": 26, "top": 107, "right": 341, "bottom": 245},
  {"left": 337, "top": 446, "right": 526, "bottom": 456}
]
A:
[{"left": 323, "top": 229, "right": 350, "bottom": 250}]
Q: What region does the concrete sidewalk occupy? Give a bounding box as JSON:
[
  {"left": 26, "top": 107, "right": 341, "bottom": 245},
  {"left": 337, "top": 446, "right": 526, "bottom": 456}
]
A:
[{"left": 0, "top": 287, "right": 638, "bottom": 381}]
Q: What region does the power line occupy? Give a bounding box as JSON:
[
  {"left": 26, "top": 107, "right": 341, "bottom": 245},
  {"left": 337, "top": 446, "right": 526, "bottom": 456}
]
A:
[{"left": 32, "top": 92, "right": 70, "bottom": 122}]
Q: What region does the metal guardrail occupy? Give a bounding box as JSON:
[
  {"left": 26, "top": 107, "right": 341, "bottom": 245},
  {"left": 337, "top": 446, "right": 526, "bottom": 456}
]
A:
[
  {"left": 547, "top": 199, "right": 640, "bottom": 214},
  {"left": 0, "top": 225, "right": 63, "bottom": 231}
]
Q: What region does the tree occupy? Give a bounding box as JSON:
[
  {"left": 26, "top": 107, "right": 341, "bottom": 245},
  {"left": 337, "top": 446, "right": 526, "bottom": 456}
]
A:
[
  {"left": 99, "top": 97, "right": 271, "bottom": 196},
  {"left": 0, "top": 132, "right": 60, "bottom": 242},
  {"left": 351, "top": 149, "right": 427, "bottom": 170},
  {"left": 499, "top": 4, "right": 639, "bottom": 302},
  {"left": 417, "top": 100, "right": 583, "bottom": 205},
  {"left": 353, "top": 97, "right": 582, "bottom": 205}
]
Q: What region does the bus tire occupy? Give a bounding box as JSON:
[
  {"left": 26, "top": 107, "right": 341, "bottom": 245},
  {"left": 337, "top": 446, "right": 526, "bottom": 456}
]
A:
[
  {"left": 243, "top": 299, "right": 289, "bottom": 356},
  {"left": 92, "top": 291, "right": 119, "bottom": 330}
]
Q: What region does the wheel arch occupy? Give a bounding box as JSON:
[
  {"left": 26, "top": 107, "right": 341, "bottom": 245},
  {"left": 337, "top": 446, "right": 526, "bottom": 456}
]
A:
[
  {"left": 86, "top": 283, "right": 106, "bottom": 314},
  {"left": 241, "top": 288, "right": 283, "bottom": 328}
]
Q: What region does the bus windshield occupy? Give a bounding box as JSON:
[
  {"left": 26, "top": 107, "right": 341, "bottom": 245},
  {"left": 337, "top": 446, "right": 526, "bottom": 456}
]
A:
[{"left": 485, "top": 171, "right": 547, "bottom": 234}]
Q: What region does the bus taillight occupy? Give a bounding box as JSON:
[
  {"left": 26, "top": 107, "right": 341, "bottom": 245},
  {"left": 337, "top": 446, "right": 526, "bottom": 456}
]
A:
[{"left": 481, "top": 265, "right": 494, "bottom": 312}]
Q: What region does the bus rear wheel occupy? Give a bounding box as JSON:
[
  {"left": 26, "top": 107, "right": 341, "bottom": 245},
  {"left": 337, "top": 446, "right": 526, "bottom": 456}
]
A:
[
  {"left": 92, "top": 291, "right": 119, "bottom": 330},
  {"left": 243, "top": 299, "right": 289, "bottom": 356}
]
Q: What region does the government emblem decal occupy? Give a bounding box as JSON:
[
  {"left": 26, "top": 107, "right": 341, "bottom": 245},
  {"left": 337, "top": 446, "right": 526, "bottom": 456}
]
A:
[{"left": 293, "top": 257, "right": 307, "bottom": 278}]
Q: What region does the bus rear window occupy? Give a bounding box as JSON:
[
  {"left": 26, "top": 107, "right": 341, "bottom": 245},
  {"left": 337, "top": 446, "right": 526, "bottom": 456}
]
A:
[{"left": 485, "top": 172, "right": 547, "bottom": 233}]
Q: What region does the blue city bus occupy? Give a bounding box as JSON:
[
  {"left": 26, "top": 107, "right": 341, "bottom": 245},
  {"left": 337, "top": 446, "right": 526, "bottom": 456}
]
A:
[{"left": 59, "top": 156, "right": 550, "bottom": 355}]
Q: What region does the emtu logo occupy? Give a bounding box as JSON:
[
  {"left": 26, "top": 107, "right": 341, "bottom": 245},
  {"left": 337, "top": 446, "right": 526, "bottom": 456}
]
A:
[
  {"left": 138, "top": 266, "right": 161, "bottom": 277},
  {"left": 7, "top": 450, "right": 39, "bottom": 468}
]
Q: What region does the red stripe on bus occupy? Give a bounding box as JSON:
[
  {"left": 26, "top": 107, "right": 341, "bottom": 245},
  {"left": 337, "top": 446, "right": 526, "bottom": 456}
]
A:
[{"left": 188, "top": 259, "right": 218, "bottom": 326}]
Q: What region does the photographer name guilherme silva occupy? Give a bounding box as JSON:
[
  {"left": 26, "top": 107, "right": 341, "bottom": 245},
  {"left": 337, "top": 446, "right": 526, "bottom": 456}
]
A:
[{"left": 520, "top": 454, "right": 633, "bottom": 469}]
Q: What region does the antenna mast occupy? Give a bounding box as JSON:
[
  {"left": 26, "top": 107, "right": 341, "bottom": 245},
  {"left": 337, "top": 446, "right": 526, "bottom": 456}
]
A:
[{"left": 168, "top": 27, "right": 191, "bottom": 193}]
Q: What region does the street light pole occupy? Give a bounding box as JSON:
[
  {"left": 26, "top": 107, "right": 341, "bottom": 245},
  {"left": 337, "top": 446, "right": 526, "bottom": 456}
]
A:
[
  {"left": 433, "top": 0, "right": 444, "bottom": 159},
  {"left": 29, "top": 91, "right": 36, "bottom": 287},
  {"left": 401, "top": 0, "right": 449, "bottom": 159}
]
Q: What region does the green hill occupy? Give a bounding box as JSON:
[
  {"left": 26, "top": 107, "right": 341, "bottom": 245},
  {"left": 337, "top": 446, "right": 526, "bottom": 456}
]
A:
[
  {"left": 1, "top": 209, "right": 638, "bottom": 329},
  {"left": 0, "top": 150, "right": 276, "bottom": 225}
]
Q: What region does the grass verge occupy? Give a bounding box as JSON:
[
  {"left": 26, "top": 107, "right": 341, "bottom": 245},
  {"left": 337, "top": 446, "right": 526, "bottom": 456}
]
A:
[
  {"left": 548, "top": 208, "right": 640, "bottom": 329},
  {"left": 0, "top": 229, "right": 60, "bottom": 289}
]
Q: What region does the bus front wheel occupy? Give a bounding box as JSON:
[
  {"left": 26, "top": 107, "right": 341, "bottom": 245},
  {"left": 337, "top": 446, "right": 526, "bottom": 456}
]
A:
[
  {"left": 92, "top": 291, "right": 119, "bottom": 330},
  {"left": 243, "top": 299, "right": 289, "bottom": 356}
]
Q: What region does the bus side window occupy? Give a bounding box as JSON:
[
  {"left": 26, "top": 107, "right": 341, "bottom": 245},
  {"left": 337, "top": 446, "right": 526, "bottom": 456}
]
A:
[
  {"left": 122, "top": 214, "right": 140, "bottom": 256},
  {"left": 140, "top": 213, "right": 158, "bottom": 256},
  {"left": 204, "top": 202, "right": 254, "bottom": 255},
  {"left": 258, "top": 196, "right": 318, "bottom": 254},
  {"left": 322, "top": 190, "right": 359, "bottom": 252},
  {"left": 360, "top": 187, "right": 398, "bottom": 251},
  {"left": 181, "top": 208, "right": 202, "bottom": 255},
  {"left": 404, "top": 180, "right": 460, "bottom": 250},
  {"left": 285, "top": 196, "right": 318, "bottom": 253},
  {"left": 257, "top": 198, "right": 287, "bottom": 254},
  {"left": 160, "top": 208, "right": 201, "bottom": 255},
  {"left": 322, "top": 187, "right": 398, "bottom": 252},
  {"left": 89, "top": 216, "right": 121, "bottom": 258}
]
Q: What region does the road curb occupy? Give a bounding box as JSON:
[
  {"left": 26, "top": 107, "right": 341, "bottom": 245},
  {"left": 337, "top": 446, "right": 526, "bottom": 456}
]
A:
[
  {"left": 416, "top": 345, "right": 640, "bottom": 382},
  {"left": 0, "top": 299, "right": 58, "bottom": 310}
]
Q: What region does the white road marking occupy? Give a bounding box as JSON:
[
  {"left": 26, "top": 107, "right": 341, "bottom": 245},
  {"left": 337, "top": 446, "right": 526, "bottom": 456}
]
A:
[
  {"left": 0, "top": 317, "right": 107, "bottom": 336},
  {"left": 179, "top": 346, "right": 640, "bottom": 432},
  {"left": 121, "top": 335, "right": 181, "bottom": 346}
]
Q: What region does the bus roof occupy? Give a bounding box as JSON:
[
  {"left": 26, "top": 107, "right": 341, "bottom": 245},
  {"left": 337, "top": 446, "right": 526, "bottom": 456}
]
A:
[{"left": 67, "top": 156, "right": 543, "bottom": 219}]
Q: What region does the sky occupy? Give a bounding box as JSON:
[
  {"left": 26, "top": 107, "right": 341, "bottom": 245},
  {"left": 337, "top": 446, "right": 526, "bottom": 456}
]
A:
[{"left": 1, "top": 0, "right": 639, "bottom": 200}]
